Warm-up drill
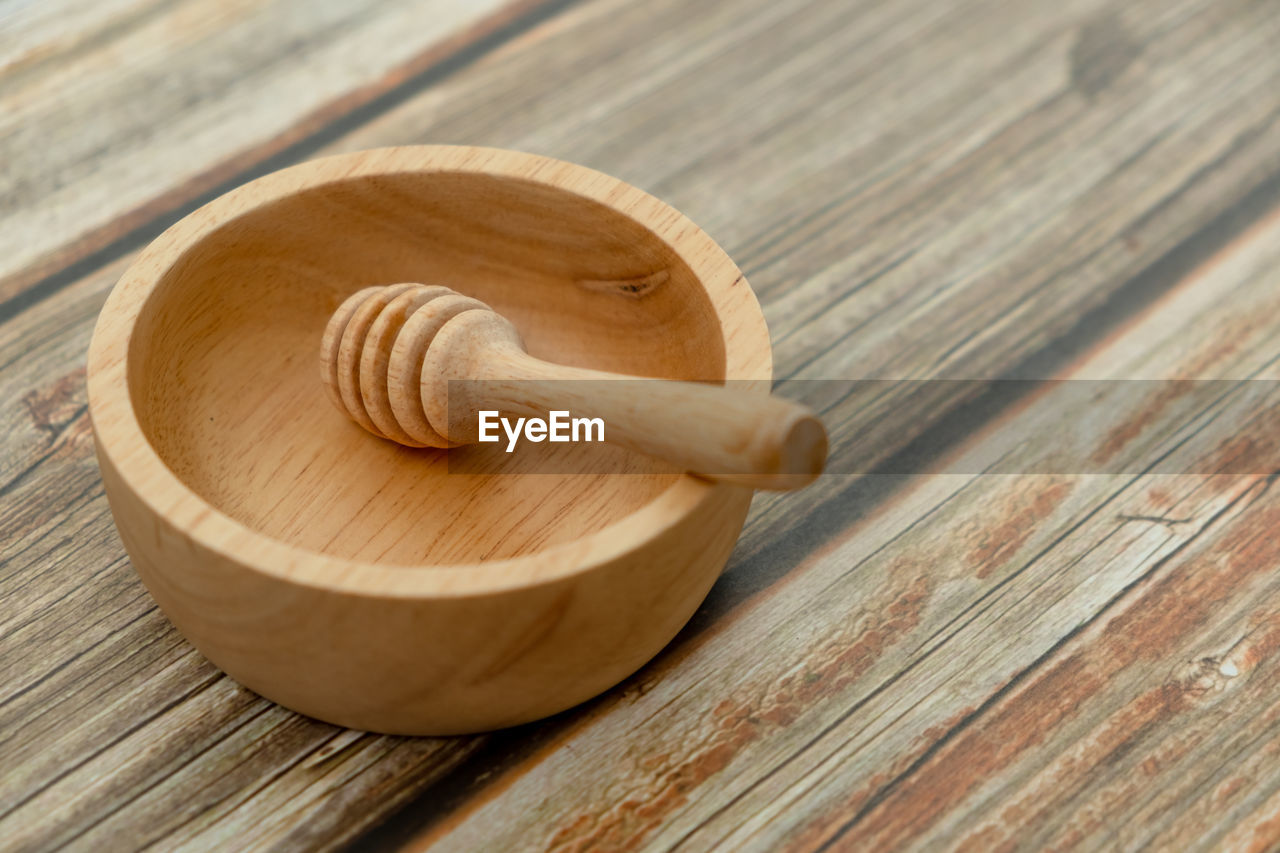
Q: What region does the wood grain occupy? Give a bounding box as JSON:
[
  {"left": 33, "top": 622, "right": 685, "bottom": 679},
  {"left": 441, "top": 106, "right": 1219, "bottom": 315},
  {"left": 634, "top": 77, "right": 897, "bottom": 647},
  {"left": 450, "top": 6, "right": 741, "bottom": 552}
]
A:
[
  {"left": 86, "top": 144, "right": 769, "bottom": 734},
  {"left": 0, "top": 0, "right": 549, "bottom": 307},
  {"left": 2, "top": 0, "right": 1280, "bottom": 848}
]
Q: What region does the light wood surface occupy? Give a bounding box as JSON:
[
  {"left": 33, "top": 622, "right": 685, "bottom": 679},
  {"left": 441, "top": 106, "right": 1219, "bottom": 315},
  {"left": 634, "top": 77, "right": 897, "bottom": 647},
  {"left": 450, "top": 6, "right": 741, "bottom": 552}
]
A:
[
  {"left": 4, "top": 0, "right": 1280, "bottom": 849},
  {"left": 322, "top": 284, "right": 826, "bottom": 488}
]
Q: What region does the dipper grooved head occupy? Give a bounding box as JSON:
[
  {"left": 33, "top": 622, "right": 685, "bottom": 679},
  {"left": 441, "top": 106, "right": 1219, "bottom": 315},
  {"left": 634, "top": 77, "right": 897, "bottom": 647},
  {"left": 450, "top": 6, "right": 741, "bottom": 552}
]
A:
[{"left": 320, "top": 284, "right": 496, "bottom": 448}]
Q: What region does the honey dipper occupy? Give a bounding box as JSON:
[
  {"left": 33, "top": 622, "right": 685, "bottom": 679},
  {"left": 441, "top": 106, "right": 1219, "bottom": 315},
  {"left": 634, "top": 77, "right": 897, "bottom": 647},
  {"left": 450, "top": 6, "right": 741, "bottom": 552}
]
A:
[{"left": 321, "top": 283, "right": 827, "bottom": 490}]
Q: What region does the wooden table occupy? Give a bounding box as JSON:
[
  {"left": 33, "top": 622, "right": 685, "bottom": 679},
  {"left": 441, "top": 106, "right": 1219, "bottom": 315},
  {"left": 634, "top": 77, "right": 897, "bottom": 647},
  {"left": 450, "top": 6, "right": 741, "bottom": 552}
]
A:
[{"left": 4, "top": 0, "right": 1280, "bottom": 849}]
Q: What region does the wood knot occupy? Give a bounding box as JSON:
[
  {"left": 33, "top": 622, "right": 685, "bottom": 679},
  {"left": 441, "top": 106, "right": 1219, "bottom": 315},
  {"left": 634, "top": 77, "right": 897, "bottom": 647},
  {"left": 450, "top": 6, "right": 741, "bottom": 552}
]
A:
[
  {"left": 576, "top": 269, "right": 669, "bottom": 298},
  {"left": 1069, "top": 12, "right": 1142, "bottom": 98}
]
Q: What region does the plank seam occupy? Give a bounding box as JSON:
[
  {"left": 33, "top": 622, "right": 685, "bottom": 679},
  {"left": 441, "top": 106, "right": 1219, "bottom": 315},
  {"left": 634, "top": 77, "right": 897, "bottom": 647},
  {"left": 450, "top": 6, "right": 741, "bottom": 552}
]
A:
[
  {"left": 0, "top": 0, "right": 582, "bottom": 328},
  {"left": 818, "top": 473, "right": 1278, "bottom": 849}
]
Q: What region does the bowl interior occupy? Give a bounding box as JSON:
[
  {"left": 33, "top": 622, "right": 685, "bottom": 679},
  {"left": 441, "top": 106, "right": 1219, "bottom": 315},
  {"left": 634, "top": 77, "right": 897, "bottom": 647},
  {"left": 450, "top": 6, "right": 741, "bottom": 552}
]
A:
[{"left": 128, "top": 169, "right": 729, "bottom": 565}]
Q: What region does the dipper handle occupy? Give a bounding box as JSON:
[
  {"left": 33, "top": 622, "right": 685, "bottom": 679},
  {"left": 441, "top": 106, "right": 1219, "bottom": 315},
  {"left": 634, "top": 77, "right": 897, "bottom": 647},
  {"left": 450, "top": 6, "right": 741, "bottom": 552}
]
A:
[{"left": 422, "top": 310, "right": 827, "bottom": 490}]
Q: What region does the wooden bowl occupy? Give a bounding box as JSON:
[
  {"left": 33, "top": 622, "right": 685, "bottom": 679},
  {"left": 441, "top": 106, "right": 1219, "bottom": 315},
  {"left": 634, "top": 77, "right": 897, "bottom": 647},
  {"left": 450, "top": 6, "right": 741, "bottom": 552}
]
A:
[{"left": 86, "top": 146, "right": 771, "bottom": 735}]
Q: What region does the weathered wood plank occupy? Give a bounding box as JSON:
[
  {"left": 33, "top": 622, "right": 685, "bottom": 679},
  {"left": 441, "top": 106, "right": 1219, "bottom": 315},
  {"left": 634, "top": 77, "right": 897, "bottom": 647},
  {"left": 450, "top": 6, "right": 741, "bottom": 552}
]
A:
[
  {"left": 673, "top": 220, "right": 1280, "bottom": 852},
  {"left": 0, "top": 0, "right": 541, "bottom": 306},
  {"left": 2, "top": 0, "right": 1280, "bottom": 849},
  {"left": 410, "top": 177, "right": 1280, "bottom": 853},
  {"left": 823, "top": 484, "right": 1280, "bottom": 851},
  {"left": 0, "top": 264, "right": 492, "bottom": 851},
  {"left": 332, "top": 0, "right": 1280, "bottom": 488}
]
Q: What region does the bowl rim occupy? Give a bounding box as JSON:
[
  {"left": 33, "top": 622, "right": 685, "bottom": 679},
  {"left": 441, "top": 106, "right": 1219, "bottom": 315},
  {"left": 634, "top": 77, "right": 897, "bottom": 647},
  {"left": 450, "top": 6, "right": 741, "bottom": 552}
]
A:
[{"left": 87, "top": 145, "right": 773, "bottom": 597}]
